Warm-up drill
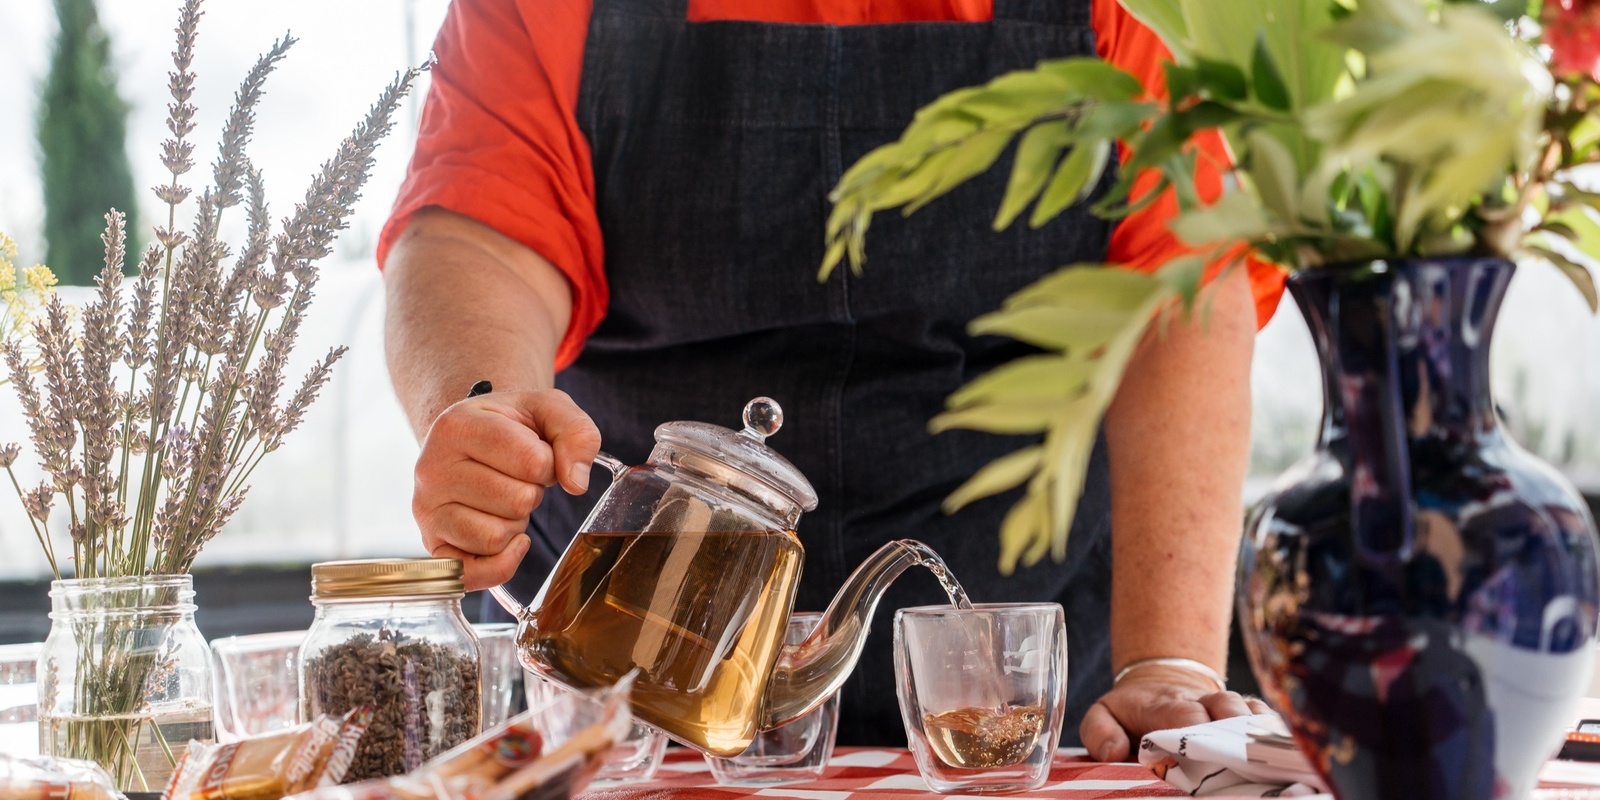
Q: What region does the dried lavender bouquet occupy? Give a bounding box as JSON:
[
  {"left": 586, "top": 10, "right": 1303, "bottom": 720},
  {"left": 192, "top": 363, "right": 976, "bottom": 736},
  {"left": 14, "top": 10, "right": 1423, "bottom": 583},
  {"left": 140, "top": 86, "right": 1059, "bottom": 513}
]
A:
[
  {"left": 3, "top": 0, "right": 416, "bottom": 579},
  {"left": 0, "top": 0, "right": 417, "bottom": 786}
]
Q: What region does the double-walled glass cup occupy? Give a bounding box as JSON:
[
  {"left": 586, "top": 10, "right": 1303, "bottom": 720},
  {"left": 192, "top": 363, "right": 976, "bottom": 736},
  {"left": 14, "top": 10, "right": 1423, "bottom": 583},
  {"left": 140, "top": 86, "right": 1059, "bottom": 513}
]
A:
[
  {"left": 473, "top": 622, "right": 521, "bottom": 727},
  {"left": 524, "top": 672, "right": 668, "bottom": 784},
  {"left": 706, "top": 612, "right": 840, "bottom": 785},
  {"left": 210, "top": 630, "right": 305, "bottom": 741},
  {"left": 895, "top": 603, "right": 1067, "bottom": 793}
]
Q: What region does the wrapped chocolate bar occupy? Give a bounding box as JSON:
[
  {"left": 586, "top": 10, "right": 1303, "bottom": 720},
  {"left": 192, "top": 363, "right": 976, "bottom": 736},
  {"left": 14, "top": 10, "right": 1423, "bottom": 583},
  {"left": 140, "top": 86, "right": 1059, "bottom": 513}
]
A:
[
  {"left": 0, "top": 754, "right": 123, "bottom": 800},
  {"left": 164, "top": 710, "right": 372, "bottom": 800},
  {"left": 288, "top": 675, "right": 634, "bottom": 800}
]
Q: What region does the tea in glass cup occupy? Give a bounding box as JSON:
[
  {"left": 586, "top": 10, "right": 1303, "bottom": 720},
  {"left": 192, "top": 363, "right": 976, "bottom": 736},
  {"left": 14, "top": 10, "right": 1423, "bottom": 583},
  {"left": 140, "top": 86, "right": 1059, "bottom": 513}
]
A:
[
  {"left": 894, "top": 603, "right": 1067, "bottom": 793},
  {"left": 705, "top": 612, "right": 840, "bottom": 785}
]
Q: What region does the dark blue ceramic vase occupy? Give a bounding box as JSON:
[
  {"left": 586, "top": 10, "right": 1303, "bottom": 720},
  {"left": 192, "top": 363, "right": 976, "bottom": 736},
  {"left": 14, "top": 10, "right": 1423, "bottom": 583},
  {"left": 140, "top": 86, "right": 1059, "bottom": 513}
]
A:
[{"left": 1239, "top": 257, "right": 1600, "bottom": 800}]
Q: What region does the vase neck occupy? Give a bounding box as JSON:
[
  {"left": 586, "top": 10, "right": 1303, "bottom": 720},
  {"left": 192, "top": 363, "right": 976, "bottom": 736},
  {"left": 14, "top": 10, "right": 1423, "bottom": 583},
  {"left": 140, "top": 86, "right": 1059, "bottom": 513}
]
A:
[
  {"left": 48, "top": 574, "right": 196, "bottom": 616},
  {"left": 1294, "top": 258, "right": 1510, "bottom": 444},
  {"left": 1290, "top": 258, "right": 1513, "bottom": 561}
]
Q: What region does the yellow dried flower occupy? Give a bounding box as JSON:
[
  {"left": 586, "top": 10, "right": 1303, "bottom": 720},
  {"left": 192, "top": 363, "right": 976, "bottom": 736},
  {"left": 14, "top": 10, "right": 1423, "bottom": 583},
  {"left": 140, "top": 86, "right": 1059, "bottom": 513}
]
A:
[
  {"left": 0, "top": 233, "right": 58, "bottom": 344},
  {"left": 23, "top": 265, "right": 57, "bottom": 294}
]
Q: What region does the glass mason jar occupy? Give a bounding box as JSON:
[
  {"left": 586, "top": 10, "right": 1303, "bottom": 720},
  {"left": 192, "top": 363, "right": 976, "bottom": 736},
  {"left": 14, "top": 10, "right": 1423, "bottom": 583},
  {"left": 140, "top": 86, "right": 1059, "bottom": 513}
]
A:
[
  {"left": 37, "top": 574, "right": 214, "bottom": 792},
  {"left": 299, "top": 558, "right": 481, "bottom": 782}
]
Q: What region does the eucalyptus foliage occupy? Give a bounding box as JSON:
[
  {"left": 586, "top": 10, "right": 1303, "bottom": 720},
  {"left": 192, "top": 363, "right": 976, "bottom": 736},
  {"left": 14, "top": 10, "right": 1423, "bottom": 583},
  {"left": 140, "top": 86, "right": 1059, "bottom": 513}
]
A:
[{"left": 825, "top": 0, "right": 1600, "bottom": 572}]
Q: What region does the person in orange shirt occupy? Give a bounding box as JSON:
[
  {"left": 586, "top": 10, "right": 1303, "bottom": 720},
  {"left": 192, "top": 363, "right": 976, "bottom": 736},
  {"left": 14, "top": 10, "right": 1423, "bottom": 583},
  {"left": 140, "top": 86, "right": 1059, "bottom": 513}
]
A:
[{"left": 380, "top": 0, "right": 1279, "bottom": 761}]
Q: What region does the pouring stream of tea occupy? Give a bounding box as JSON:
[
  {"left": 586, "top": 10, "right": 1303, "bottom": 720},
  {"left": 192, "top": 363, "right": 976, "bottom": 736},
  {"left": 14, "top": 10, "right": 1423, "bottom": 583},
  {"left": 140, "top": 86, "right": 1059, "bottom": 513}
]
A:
[{"left": 910, "top": 550, "right": 973, "bottom": 610}]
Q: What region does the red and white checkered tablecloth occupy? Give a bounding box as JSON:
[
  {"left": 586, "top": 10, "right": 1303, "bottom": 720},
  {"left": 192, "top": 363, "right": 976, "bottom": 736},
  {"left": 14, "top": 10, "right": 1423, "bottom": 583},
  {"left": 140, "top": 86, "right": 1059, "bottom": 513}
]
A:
[{"left": 579, "top": 748, "right": 1187, "bottom": 800}]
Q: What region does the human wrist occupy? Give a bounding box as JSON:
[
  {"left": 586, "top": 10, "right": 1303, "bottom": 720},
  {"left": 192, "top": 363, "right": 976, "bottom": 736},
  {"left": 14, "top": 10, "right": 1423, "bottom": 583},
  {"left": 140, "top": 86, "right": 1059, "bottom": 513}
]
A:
[{"left": 1113, "top": 656, "right": 1227, "bottom": 693}]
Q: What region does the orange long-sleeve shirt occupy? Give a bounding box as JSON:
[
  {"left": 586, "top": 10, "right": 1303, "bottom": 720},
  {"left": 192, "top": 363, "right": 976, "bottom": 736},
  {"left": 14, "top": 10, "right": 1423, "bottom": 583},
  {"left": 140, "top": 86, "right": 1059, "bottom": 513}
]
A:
[{"left": 380, "top": 0, "right": 1286, "bottom": 369}]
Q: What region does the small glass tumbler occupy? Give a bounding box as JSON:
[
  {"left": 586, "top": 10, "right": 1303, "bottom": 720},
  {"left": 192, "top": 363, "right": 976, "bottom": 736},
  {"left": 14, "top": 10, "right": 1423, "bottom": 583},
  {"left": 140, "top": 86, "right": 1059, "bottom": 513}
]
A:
[
  {"left": 0, "top": 642, "right": 42, "bottom": 756},
  {"left": 706, "top": 612, "right": 839, "bottom": 786},
  {"left": 525, "top": 671, "right": 669, "bottom": 784},
  {"left": 895, "top": 603, "right": 1067, "bottom": 794},
  {"left": 209, "top": 630, "right": 305, "bottom": 741},
  {"left": 473, "top": 622, "right": 521, "bottom": 727}
]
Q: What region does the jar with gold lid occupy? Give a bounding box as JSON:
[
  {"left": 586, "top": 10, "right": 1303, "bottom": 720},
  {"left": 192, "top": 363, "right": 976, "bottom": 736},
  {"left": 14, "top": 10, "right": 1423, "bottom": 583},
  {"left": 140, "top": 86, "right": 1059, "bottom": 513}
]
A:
[{"left": 299, "top": 557, "right": 480, "bottom": 781}]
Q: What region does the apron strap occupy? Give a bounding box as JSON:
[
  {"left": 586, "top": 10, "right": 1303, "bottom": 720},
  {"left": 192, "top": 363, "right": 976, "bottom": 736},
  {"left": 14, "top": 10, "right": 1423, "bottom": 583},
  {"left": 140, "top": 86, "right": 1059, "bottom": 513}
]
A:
[
  {"left": 594, "top": 0, "right": 1087, "bottom": 27},
  {"left": 594, "top": 0, "right": 688, "bottom": 17},
  {"left": 992, "top": 0, "right": 1090, "bottom": 26}
]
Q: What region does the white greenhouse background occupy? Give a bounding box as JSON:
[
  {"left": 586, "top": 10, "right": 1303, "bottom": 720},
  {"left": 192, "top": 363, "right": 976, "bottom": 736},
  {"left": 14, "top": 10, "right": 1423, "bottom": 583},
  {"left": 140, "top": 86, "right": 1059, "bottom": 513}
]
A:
[{"left": 0, "top": 1, "right": 1596, "bottom": 581}]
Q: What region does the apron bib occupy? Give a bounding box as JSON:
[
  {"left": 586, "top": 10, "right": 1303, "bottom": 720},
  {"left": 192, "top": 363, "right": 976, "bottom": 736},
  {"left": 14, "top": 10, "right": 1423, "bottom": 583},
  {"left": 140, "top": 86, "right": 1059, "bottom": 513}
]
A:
[{"left": 503, "top": 0, "right": 1118, "bottom": 746}]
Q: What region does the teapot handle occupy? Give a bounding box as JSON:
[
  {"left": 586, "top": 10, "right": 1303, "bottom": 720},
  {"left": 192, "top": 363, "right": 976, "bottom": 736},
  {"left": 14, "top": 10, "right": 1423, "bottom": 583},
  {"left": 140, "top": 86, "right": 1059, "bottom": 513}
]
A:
[
  {"left": 487, "top": 450, "right": 631, "bottom": 621},
  {"left": 593, "top": 451, "right": 628, "bottom": 480}
]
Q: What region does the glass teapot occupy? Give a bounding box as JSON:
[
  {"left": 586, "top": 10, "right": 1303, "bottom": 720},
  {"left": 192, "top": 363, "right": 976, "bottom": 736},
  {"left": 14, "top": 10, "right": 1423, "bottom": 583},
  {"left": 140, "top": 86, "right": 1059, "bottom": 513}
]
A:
[{"left": 490, "top": 397, "right": 949, "bottom": 757}]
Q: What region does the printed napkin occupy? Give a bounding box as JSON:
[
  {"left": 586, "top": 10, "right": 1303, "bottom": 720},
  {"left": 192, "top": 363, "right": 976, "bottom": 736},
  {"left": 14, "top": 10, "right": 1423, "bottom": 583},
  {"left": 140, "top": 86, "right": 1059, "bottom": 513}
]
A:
[{"left": 1137, "top": 714, "right": 1328, "bottom": 797}]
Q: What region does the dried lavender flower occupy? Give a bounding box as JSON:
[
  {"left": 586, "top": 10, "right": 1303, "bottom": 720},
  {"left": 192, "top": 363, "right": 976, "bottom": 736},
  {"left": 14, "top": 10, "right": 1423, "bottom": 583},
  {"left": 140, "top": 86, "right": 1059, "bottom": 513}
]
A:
[{"left": 0, "top": 443, "right": 19, "bottom": 469}]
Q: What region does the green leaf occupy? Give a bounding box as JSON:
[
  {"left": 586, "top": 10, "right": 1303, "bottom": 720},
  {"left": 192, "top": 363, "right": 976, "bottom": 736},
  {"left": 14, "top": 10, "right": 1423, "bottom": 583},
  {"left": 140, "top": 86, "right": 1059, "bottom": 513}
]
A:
[
  {"left": 1179, "top": 100, "right": 1241, "bottom": 132},
  {"left": 957, "top": 70, "right": 1081, "bottom": 123},
  {"left": 1155, "top": 254, "right": 1209, "bottom": 309},
  {"left": 968, "top": 303, "right": 1136, "bottom": 352},
  {"left": 1164, "top": 62, "right": 1200, "bottom": 103},
  {"left": 1029, "top": 139, "right": 1111, "bottom": 228},
  {"left": 943, "top": 445, "right": 1045, "bottom": 513},
  {"left": 1036, "top": 59, "right": 1147, "bottom": 101},
  {"left": 1546, "top": 206, "right": 1600, "bottom": 257},
  {"left": 1168, "top": 192, "right": 1271, "bottom": 246},
  {"left": 994, "top": 121, "right": 1072, "bottom": 231},
  {"left": 1242, "top": 128, "right": 1301, "bottom": 223},
  {"left": 1251, "top": 33, "right": 1291, "bottom": 111},
  {"left": 1001, "top": 263, "right": 1165, "bottom": 313},
  {"left": 1074, "top": 100, "right": 1160, "bottom": 141},
  {"left": 1115, "top": 0, "right": 1191, "bottom": 60},
  {"left": 930, "top": 400, "right": 1060, "bottom": 435},
  {"left": 830, "top": 143, "right": 903, "bottom": 201},
  {"left": 866, "top": 147, "right": 960, "bottom": 211},
  {"left": 996, "top": 487, "right": 1047, "bottom": 575},
  {"left": 947, "top": 354, "right": 1094, "bottom": 408},
  {"left": 897, "top": 112, "right": 984, "bottom": 156},
  {"left": 905, "top": 128, "right": 1016, "bottom": 214},
  {"left": 1572, "top": 113, "right": 1600, "bottom": 161},
  {"left": 1194, "top": 57, "right": 1249, "bottom": 102},
  {"left": 1524, "top": 245, "right": 1600, "bottom": 313},
  {"left": 1128, "top": 115, "right": 1185, "bottom": 173}
]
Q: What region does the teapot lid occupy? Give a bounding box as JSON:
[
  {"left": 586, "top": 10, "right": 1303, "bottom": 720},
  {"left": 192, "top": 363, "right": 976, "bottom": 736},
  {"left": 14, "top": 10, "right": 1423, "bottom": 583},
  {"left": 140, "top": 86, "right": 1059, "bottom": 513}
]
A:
[{"left": 654, "top": 397, "right": 819, "bottom": 515}]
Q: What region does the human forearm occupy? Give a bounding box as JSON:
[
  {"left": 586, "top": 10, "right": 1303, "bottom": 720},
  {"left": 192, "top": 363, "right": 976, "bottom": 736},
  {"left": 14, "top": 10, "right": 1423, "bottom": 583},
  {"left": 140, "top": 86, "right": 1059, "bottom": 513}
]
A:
[
  {"left": 384, "top": 207, "right": 574, "bottom": 438},
  {"left": 1104, "top": 266, "right": 1255, "bottom": 676}
]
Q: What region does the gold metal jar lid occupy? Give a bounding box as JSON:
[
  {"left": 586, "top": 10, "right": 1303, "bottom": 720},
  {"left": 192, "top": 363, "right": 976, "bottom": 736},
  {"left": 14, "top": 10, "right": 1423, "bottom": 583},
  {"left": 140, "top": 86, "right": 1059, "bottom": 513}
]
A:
[{"left": 310, "top": 558, "right": 465, "bottom": 599}]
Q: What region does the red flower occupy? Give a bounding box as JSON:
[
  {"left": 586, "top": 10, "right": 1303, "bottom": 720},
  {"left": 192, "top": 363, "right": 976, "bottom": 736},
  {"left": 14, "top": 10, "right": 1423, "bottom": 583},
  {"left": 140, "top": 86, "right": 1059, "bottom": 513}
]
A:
[{"left": 1546, "top": 0, "right": 1600, "bottom": 81}]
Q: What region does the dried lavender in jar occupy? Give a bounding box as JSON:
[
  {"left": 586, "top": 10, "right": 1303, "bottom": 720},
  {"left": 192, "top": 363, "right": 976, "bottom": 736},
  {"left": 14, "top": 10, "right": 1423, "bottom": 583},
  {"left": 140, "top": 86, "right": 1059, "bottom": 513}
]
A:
[
  {"left": 301, "top": 559, "right": 482, "bottom": 783},
  {"left": 302, "top": 628, "right": 480, "bottom": 781}
]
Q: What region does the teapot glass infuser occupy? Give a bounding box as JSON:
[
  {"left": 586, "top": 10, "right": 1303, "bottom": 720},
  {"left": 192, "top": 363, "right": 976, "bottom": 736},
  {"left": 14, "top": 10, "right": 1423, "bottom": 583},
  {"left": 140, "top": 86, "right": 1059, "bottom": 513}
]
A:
[{"left": 490, "top": 397, "right": 954, "bottom": 757}]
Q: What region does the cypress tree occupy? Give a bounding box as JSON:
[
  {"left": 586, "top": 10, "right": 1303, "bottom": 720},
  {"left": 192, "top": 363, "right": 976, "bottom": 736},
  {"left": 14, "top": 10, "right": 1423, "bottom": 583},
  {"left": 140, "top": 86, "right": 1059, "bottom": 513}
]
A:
[{"left": 38, "top": 0, "right": 139, "bottom": 284}]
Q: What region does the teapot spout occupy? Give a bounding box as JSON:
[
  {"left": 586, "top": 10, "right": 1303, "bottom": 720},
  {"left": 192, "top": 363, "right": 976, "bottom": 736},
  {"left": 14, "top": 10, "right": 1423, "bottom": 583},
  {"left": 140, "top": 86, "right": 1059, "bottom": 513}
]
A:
[{"left": 760, "top": 539, "right": 948, "bottom": 729}]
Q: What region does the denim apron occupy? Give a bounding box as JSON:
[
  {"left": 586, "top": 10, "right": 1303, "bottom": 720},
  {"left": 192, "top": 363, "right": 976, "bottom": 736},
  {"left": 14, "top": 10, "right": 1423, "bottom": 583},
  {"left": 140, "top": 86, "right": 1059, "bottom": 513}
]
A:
[{"left": 495, "top": 0, "right": 1117, "bottom": 746}]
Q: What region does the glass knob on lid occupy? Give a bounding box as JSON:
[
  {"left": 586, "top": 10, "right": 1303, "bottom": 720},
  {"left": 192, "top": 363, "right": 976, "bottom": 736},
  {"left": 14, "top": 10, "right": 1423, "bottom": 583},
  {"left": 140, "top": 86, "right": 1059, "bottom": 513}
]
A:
[{"left": 651, "top": 397, "right": 819, "bottom": 526}]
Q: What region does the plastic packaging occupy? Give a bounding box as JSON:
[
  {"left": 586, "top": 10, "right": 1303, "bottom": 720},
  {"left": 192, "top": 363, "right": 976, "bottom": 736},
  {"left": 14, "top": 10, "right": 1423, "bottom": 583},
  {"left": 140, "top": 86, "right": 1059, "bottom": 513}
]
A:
[
  {"left": 163, "top": 710, "right": 373, "bottom": 800},
  {"left": 0, "top": 754, "right": 124, "bottom": 800},
  {"left": 288, "top": 676, "right": 634, "bottom": 800}
]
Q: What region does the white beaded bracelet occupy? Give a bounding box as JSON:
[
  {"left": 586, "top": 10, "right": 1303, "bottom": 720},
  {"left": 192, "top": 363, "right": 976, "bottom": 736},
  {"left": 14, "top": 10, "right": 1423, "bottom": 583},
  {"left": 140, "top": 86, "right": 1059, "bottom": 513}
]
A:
[{"left": 1113, "top": 657, "right": 1227, "bottom": 693}]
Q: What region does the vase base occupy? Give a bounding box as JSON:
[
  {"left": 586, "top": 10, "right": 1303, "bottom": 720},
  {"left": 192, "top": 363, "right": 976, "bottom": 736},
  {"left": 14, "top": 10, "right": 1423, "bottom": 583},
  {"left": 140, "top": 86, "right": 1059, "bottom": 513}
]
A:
[{"left": 40, "top": 705, "right": 214, "bottom": 792}]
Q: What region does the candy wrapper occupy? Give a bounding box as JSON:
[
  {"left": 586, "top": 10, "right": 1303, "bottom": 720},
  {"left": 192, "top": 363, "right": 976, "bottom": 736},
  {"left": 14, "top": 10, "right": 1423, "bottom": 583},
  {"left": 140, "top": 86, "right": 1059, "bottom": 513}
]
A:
[
  {"left": 162, "top": 710, "right": 373, "bottom": 800},
  {"left": 0, "top": 754, "right": 124, "bottom": 800},
  {"left": 289, "top": 674, "right": 635, "bottom": 800}
]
